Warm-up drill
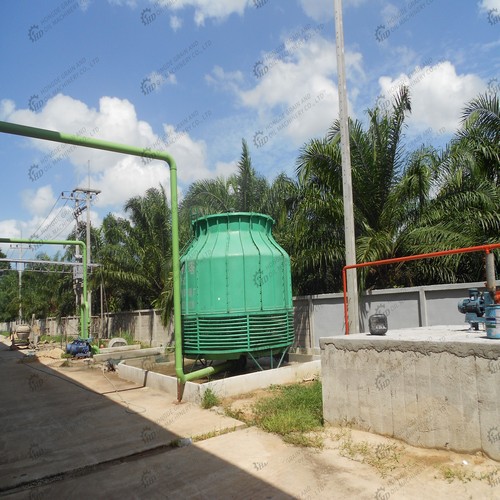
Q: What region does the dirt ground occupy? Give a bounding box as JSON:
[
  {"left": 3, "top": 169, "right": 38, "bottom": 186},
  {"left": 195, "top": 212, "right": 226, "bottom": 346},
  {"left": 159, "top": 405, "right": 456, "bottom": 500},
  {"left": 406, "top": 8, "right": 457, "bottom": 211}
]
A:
[{"left": 220, "top": 387, "right": 500, "bottom": 499}]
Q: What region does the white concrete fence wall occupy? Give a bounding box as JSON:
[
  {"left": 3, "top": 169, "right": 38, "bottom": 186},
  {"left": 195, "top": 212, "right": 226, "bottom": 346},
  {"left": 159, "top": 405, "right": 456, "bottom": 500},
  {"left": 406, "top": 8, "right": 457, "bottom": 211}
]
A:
[
  {"left": 1, "top": 309, "right": 174, "bottom": 348},
  {"left": 1, "top": 280, "right": 494, "bottom": 348},
  {"left": 293, "top": 280, "right": 498, "bottom": 351}
]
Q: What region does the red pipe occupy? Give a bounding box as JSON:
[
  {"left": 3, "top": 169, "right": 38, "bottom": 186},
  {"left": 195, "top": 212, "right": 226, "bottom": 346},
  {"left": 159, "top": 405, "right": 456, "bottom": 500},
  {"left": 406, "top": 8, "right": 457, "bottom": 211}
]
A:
[{"left": 342, "top": 243, "right": 500, "bottom": 335}]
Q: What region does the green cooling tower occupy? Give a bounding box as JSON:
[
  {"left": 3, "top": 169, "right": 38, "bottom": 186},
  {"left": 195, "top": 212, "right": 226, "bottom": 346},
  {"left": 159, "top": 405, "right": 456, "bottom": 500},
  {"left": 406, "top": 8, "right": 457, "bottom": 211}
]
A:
[{"left": 180, "top": 212, "right": 294, "bottom": 361}]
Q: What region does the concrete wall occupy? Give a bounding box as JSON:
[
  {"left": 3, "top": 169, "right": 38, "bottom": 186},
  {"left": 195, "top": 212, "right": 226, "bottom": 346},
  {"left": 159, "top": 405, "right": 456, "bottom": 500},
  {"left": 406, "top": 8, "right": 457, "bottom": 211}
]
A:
[
  {"left": 320, "top": 328, "right": 500, "bottom": 460},
  {"left": 0, "top": 309, "right": 173, "bottom": 348},
  {"left": 294, "top": 281, "right": 499, "bottom": 349},
  {"left": 1, "top": 280, "right": 495, "bottom": 349}
]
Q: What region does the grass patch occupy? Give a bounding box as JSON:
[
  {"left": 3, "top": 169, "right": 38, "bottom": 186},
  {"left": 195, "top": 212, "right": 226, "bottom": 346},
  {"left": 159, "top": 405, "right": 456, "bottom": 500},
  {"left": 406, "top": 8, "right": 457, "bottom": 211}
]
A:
[
  {"left": 252, "top": 381, "right": 323, "bottom": 447},
  {"left": 0, "top": 331, "right": 10, "bottom": 337},
  {"left": 201, "top": 388, "right": 221, "bottom": 409}
]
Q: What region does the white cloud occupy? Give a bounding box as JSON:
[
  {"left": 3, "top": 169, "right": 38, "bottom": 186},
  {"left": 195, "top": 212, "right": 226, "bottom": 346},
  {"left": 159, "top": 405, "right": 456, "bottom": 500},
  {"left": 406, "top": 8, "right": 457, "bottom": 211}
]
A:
[
  {"left": 170, "top": 15, "right": 183, "bottom": 30},
  {"left": 211, "top": 33, "right": 363, "bottom": 145},
  {"left": 21, "top": 185, "right": 56, "bottom": 216},
  {"left": 91, "top": 156, "right": 170, "bottom": 207},
  {"left": 205, "top": 65, "right": 244, "bottom": 92},
  {"left": 159, "top": 0, "right": 249, "bottom": 25},
  {"left": 0, "top": 220, "right": 22, "bottom": 241},
  {"left": 298, "top": 0, "right": 366, "bottom": 21},
  {"left": 479, "top": 0, "right": 500, "bottom": 12},
  {"left": 2, "top": 94, "right": 215, "bottom": 209},
  {"left": 378, "top": 61, "right": 486, "bottom": 133}
]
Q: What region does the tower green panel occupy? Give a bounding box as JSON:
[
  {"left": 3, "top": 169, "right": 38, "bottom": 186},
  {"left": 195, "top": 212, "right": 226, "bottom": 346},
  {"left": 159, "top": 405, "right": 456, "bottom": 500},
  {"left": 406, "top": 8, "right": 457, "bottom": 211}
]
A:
[{"left": 180, "top": 212, "right": 294, "bottom": 359}]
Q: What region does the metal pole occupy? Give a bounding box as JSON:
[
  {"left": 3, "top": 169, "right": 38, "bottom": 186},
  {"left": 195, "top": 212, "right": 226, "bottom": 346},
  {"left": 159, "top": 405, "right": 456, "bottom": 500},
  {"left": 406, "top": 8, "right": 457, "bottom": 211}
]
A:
[
  {"left": 334, "top": 0, "right": 359, "bottom": 333},
  {"left": 86, "top": 190, "right": 92, "bottom": 324}
]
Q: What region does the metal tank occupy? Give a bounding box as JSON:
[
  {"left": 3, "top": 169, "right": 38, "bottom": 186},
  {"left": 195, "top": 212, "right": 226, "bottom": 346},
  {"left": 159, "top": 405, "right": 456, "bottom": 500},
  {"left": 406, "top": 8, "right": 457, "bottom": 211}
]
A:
[{"left": 180, "top": 212, "right": 294, "bottom": 366}]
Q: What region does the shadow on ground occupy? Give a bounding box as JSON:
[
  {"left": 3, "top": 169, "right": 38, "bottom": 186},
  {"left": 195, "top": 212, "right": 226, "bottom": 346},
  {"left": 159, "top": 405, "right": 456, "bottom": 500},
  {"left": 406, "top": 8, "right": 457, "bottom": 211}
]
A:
[{"left": 0, "top": 340, "right": 294, "bottom": 499}]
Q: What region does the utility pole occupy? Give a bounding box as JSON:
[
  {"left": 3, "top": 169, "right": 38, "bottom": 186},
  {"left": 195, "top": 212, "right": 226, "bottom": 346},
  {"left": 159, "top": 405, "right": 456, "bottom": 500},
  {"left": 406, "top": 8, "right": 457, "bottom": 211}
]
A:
[
  {"left": 62, "top": 187, "right": 100, "bottom": 335},
  {"left": 334, "top": 0, "right": 359, "bottom": 333},
  {"left": 10, "top": 239, "right": 33, "bottom": 324}
]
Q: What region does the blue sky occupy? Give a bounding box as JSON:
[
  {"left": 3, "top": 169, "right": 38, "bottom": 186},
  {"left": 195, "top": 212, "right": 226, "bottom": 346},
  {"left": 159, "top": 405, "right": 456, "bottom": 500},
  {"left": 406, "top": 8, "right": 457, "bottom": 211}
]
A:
[{"left": 0, "top": 0, "right": 499, "bottom": 259}]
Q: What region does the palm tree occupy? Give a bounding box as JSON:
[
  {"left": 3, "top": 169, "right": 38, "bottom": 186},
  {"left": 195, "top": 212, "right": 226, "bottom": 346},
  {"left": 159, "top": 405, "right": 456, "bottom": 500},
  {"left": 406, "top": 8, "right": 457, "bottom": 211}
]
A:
[
  {"left": 293, "top": 87, "right": 500, "bottom": 293},
  {"left": 294, "top": 86, "right": 427, "bottom": 291},
  {"left": 96, "top": 185, "right": 174, "bottom": 324},
  {"left": 180, "top": 138, "right": 297, "bottom": 243},
  {"left": 400, "top": 91, "right": 500, "bottom": 283}
]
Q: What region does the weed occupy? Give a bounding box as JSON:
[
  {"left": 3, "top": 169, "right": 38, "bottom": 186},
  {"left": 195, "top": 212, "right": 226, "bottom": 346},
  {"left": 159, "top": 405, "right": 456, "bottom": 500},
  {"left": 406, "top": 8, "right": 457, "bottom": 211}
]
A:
[
  {"left": 201, "top": 388, "right": 221, "bottom": 409},
  {"left": 441, "top": 465, "right": 477, "bottom": 483},
  {"left": 224, "top": 406, "right": 246, "bottom": 422},
  {"left": 192, "top": 427, "right": 237, "bottom": 442},
  {"left": 338, "top": 432, "right": 403, "bottom": 478},
  {"left": 252, "top": 381, "right": 323, "bottom": 447}
]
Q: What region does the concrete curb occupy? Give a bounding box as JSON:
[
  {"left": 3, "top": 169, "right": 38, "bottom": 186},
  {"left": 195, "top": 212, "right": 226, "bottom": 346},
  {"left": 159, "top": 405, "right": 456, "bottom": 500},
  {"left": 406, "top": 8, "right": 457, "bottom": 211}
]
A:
[{"left": 117, "top": 360, "right": 321, "bottom": 403}]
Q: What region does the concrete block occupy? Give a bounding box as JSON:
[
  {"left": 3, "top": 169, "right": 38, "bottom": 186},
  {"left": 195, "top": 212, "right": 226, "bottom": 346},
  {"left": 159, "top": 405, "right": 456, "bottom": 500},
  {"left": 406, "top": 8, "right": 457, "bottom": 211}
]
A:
[{"left": 320, "top": 326, "right": 500, "bottom": 460}]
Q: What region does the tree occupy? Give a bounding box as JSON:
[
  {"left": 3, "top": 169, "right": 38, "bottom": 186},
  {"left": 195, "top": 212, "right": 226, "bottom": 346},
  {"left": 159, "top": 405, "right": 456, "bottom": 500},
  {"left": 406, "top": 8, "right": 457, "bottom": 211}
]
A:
[
  {"left": 293, "top": 86, "right": 424, "bottom": 291},
  {"left": 96, "top": 185, "right": 174, "bottom": 324},
  {"left": 400, "top": 90, "right": 500, "bottom": 283}
]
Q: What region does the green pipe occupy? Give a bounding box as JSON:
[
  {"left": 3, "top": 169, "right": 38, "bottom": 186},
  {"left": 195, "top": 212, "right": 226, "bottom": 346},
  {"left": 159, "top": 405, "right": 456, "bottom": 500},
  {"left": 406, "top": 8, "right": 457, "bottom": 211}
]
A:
[
  {"left": 0, "top": 238, "right": 87, "bottom": 338},
  {"left": 0, "top": 120, "right": 207, "bottom": 399}
]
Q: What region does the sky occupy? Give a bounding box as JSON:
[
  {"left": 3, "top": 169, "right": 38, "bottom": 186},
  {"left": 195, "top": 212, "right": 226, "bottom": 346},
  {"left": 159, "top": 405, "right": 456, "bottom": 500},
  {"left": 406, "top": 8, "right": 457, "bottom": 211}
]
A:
[{"left": 0, "top": 0, "right": 499, "bottom": 260}]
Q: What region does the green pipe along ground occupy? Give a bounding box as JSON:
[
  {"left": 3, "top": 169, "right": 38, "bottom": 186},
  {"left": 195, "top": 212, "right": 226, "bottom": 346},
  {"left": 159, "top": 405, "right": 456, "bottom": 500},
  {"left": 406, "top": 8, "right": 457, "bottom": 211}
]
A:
[{"left": 0, "top": 120, "right": 217, "bottom": 400}]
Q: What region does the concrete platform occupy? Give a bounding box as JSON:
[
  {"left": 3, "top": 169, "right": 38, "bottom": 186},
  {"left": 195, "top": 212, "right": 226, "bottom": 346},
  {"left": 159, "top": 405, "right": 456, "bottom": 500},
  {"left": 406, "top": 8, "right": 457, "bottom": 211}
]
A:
[{"left": 321, "top": 325, "right": 500, "bottom": 460}]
